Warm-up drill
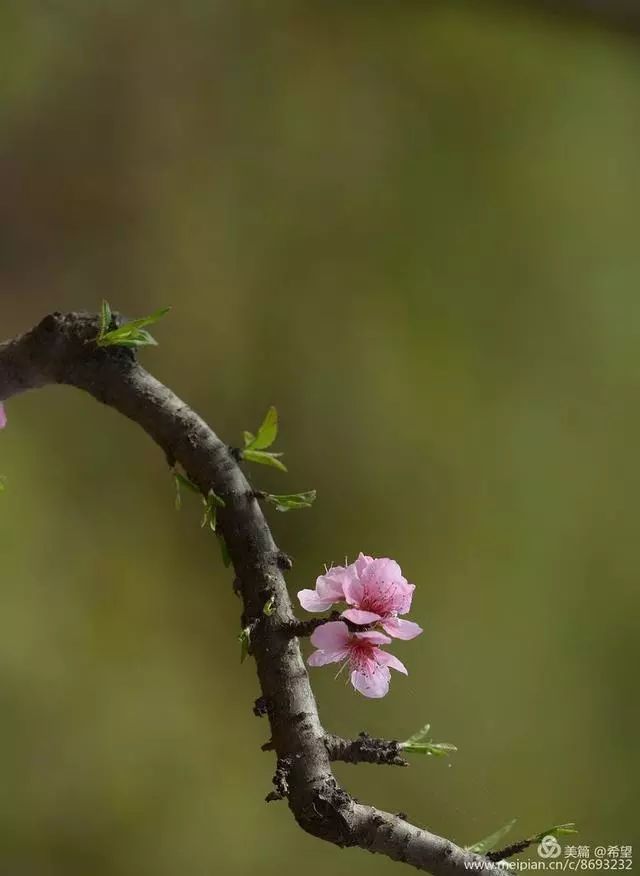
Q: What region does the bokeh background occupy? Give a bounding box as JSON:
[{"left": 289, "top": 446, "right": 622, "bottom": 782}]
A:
[{"left": 1, "top": 2, "right": 638, "bottom": 873}]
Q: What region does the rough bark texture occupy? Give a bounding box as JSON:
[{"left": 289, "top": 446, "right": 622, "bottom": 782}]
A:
[
  {"left": 326, "top": 733, "right": 409, "bottom": 767},
  {"left": 0, "top": 311, "right": 501, "bottom": 875}
]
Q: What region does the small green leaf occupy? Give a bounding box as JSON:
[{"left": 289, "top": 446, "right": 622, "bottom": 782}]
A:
[
  {"left": 174, "top": 472, "right": 200, "bottom": 494},
  {"left": 208, "top": 490, "right": 226, "bottom": 508},
  {"left": 530, "top": 823, "right": 578, "bottom": 844},
  {"left": 239, "top": 626, "right": 251, "bottom": 662},
  {"left": 96, "top": 306, "right": 170, "bottom": 349},
  {"left": 467, "top": 819, "right": 517, "bottom": 855},
  {"left": 402, "top": 742, "right": 458, "bottom": 757},
  {"left": 263, "top": 595, "right": 276, "bottom": 616},
  {"left": 116, "top": 306, "right": 171, "bottom": 332},
  {"left": 200, "top": 489, "right": 226, "bottom": 531},
  {"left": 402, "top": 723, "right": 431, "bottom": 746},
  {"left": 265, "top": 490, "right": 316, "bottom": 512},
  {"left": 99, "top": 300, "right": 112, "bottom": 338},
  {"left": 242, "top": 449, "right": 287, "bottom": 472},
  {"left": 252, "top": 406, "right": 278, "bottom": 450},
  {"left": 400, "top": 723, "right": 456, "bottom": 758},
  {"left": 218, "top": 534, "right": 232, "bottom": 568},
  {"left": 243, "top": 430, "right": 256, "bottom": 447},
  {"left": 173, "top": 471, "right": 200, "bottom": 510}
]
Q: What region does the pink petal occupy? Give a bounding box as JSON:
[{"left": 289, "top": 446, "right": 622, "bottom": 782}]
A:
[
  {"left": 353, "top": 629, "right": 391, "bottom": 646},
  {"left": 376, "top": 651, "right": 408, "bottom": 675},
  {"left": 381, "top": 617, "right": 423, "bottom": 640},
  {"left": 0, "top": 403, "right": 6, "bottom": 429},
  {"left": 359, "top": 558, "right": 407, "bottom": 611},
  {"left": 316, "top": 568, "right": 351, "bottom": 602},
  {"left": 308, "top": 647, "right": 347, "bottom": 667},
  {"left": 354, "top": 552, "right": 374, "bottom": 576},
  {"left": 310, "top": 621, "right": 351, "bottom": 652},
  {"left": 342, "top": 573, "right": 364, "bottom": 607},
  {"left": 298, "top": 589, "right": 336, "bottom": 613},
  {"left": 351, "top": 665, "right": 391, "bottom": 698},
  {"left": 341, "top": 608, "right": 382, "bottom": 625},
  {"left": 394, "top": 581, "right": 416, "bottom": 615},
  {"left": 361, "top": 558, "right": 403, "bottom": 588}
]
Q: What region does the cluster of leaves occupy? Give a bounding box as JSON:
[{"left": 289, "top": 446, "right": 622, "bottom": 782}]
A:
[
  {"left": 171, "top": 404, "right": 317, "bottom": 592},
  {"left": 400, "top": 723, "right": 457, "bottom": 758},
  {"left": 264, "top": 491, "right": 316, "bottom": 512},
  {"left": 96, "top": 300, "right": 170, "bottom": 349},
  {"left": 241, "top": 406, "right": 287, "bottom": 471},
  {"left": 241, "top": 407, "right": 316, "bottom": 511}
]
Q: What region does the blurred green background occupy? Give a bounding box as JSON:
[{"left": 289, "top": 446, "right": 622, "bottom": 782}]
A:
[{"left": 1, "top": 2, "right": 638, "bottom": 873}]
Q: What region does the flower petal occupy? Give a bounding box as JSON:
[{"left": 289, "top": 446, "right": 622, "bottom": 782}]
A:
[
  {"left": 298, "top": 589, "right": 336, "bottom": 613},
  {"left": 0, "top": 403, "right": 6, "bottom": 429},
  {"left": 376, "top": 650, "right": 408, "bottom": 675},
  {"left": 361, "top": 558, "right": 403, "bottom": 588},
  {"left": 353, "top": 629, "right": 391, "bottom": 646},
  {"left": 342, "top": 571, "right": 364, "bottom": 607},
  {"left": 341, "top": 608, "right": 382, "bottom": 625},
  {"left": 351, "top": 664, "right": 391, "bottom": 698},
  {"left": 394, "top": 581, "right": 415, "bottom": 615},
  {"left": 308, "top": 647, "right": 347, "bottom": 667},
  {"left": 354, "top": 552, "right": 374, "bottom": 576},
  {"left": 310, "top": 621, "right": 351, "bottom": 651},
  {"left": 381, "top": 617, "right": 423, "bottom": 640},
  {"left": 316, "top": 568, "right": 350, "bottom": 602}
]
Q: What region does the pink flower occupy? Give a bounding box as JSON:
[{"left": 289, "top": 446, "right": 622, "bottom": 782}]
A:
[
  {"left": 298, "top": 562, "right": 354, "bottom": 612},
  {"left": 0, "top": 403, "right": 6, "bottom": 429},
  {"left": 342, "top": 554, "right": 422, "bottom": 641},
  {"left": 308, "top": 621, "right": 407, "bottom": 698},
  {"left": 298, "top": 553, "right": 423, "bottom": 640}
]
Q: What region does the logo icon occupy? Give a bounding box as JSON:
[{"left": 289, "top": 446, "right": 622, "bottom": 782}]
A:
[{"left": 538, "top": 835, "right": 562, "bottom": 859}]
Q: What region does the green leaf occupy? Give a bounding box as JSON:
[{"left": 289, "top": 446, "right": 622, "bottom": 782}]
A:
[
  {"left": 96, "top": 306, "right": 170, "bottom": 349},
  {"left": 243, "top": 430, "right": 256, "bottom": 447},
  {"left": 400, "top": 723, "right": 457, "bottom": 758},
  {"left": 99, "top": 299, "right": 112, "bottom": 339},
  {"left": 402, "top": 741, "right": 458, "bottom": 757},
  {"left": 467, "top": 819, "right": 518, "bottom": 855},
  {"left": 242, "top": 449, "right": 287, "bottom": 472},
  {"left": 174, "top": 472, "right": 200, "bottom": 494},
  {"left": 116, "top": 306, "right": 171, "bottom": 332},
  {"left": 263, "top": 595, "right": 276, "bottom": 616},
  {"left": 173, "top": 471, "right": 200, "bottom": 510},
  {"left": 218, "top": 534, "right": 232, "bottom": 568},
  {"left": 248, "top": 406, "right": 278, "bottom": 450},
  {"left": 529, "top": 824, "right": 578, "bottom": 844},
  {"left": 403, "top": 723, "right": 431, "bottom": 746},
  {"left": 208, "top": 490, "right": 226, "bottom": 508},
  {"left": 265, "top": 490, "right": 316, "bottom": 512},
  {"left": 239, "top": 626, "right": 251, "bottom": 663},
  {"left": 200, "top": 489, "right": 226, "bottom": 531}
]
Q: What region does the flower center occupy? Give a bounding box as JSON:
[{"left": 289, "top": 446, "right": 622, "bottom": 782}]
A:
[
  {"left": 362, "top": 579, "right": 397, "bottom": 615},
  {"left": 348, "top": 640, "right": 379, "bottom": 675}
]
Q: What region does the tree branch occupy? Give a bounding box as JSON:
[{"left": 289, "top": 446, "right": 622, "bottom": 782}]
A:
[
  {"left": 326, "top": 732, "right": 409, "bottom": 767},
  {"left": 0, "top": 311, "right": 501, "bottom": 875}
]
